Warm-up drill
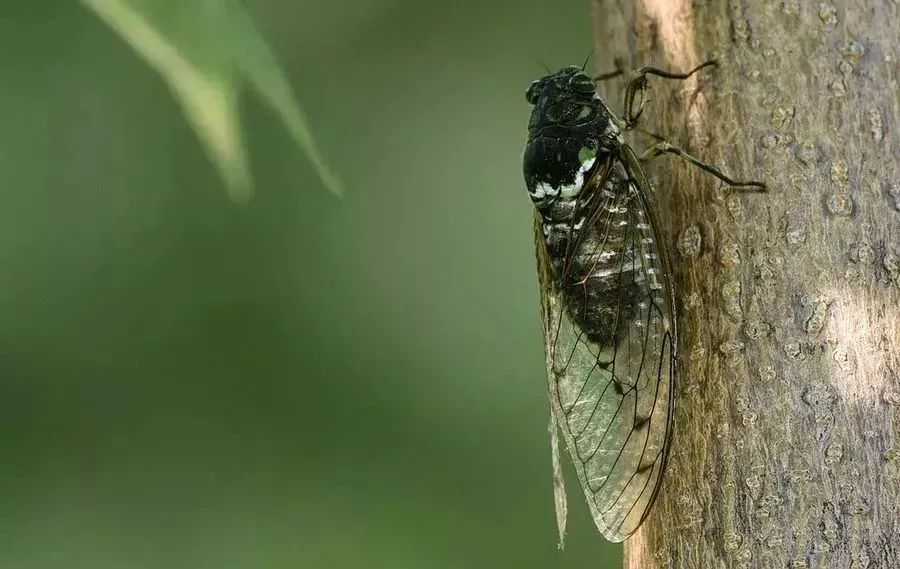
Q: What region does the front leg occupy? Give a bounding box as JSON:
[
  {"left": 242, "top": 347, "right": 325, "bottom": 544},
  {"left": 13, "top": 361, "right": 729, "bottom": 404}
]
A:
[{"left": 596, "top": 60, "right": 719, "bottom": 129}]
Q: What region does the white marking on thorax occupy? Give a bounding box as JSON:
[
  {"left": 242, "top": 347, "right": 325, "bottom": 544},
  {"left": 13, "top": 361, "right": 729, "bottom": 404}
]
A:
[{"left": 529, "top": 156, "right": 596, "bottom": 201}]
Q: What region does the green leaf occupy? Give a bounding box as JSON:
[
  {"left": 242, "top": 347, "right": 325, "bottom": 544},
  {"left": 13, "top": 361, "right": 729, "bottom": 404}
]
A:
[{"left": 81, "top": 0, "right": 343, "bottom": 201}]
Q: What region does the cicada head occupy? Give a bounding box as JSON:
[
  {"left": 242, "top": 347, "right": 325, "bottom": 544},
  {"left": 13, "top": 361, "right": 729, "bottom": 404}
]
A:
[{"left": 523, "top": 66, "right": 610, "bottom": 210}]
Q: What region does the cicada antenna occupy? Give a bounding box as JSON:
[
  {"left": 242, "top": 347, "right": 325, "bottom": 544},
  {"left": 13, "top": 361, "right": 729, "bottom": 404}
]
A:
[{"left": 581, "top": 48, "right": 596, "bottom": 71}]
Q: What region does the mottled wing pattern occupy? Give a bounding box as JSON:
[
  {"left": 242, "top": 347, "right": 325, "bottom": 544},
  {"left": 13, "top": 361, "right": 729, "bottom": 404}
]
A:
[{"left": 535, "top": 156, "right": 676, "bottom": 542}]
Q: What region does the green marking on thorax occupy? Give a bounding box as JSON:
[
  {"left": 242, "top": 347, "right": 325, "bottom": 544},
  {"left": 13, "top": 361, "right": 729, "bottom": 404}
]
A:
[{"left": 578, "top": 147, "right": 597, "bottom": 163}]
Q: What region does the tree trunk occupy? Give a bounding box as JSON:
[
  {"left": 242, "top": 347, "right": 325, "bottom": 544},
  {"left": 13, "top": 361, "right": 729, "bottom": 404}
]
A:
[{"left": 590, "top": 1, "right": 900, "bottom": 567}]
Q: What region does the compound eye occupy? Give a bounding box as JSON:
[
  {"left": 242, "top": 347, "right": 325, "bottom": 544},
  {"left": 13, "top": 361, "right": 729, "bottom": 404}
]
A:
[
  {"left": 525, "top": 80, "right": 543, "bottom": 104},
  {"left": 568, "top": 72, "right": 596, "bottom": 94}
]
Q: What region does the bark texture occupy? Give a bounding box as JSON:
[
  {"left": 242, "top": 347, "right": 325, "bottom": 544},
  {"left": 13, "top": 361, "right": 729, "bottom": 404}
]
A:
[{"left": 591, "top": 1, "right": 900, "bottom": 567}]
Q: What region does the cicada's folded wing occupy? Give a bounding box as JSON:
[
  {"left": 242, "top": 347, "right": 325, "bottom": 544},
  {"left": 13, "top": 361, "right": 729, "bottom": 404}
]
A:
[{"left": 535, "top": 157, "right": 676, "bottom": 542}]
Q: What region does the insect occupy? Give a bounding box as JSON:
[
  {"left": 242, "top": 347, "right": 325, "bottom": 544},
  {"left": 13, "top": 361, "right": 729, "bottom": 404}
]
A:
[{"left": 523, "top": 60, "right": 764, "bottom": 543}]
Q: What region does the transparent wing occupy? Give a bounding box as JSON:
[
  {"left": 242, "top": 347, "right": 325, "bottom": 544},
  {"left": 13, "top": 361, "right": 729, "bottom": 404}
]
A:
[{"left": 535, "top": 159, "right": 676, "bottom": 542}]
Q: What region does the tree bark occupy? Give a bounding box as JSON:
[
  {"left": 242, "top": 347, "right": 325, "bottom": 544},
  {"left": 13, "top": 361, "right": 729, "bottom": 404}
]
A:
[{"left": 590, "top": 1, "right": 900, "bottom": 567}]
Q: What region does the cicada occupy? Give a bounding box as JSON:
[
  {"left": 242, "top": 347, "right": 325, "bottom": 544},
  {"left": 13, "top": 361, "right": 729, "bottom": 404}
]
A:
[{"left": 523, "top": 62, "right": 763, "bottom": 542}]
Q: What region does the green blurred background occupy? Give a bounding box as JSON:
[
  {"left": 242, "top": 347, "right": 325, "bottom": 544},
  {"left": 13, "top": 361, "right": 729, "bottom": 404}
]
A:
[{"left": 0, "top": 0, "right": 620, "bottom": 566}]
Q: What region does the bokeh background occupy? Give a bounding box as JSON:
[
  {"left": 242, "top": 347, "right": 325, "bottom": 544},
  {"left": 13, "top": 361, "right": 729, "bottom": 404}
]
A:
[{"left": 0, "top": 0, "right": 621, "bottom": 566}]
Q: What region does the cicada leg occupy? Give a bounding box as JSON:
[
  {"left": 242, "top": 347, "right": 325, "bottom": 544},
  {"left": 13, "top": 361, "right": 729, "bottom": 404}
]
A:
[
  {"left": 639, "top": 140, "right": 766, "bottom": 190},
  {"left": 596, "top": 60, "right": 718, "bottom": 129},
  {"left": 624, "top": 60, "right": 718, "bottom": 128},
  {"left": 596, "top": 60, "right": 764, "bottom": 189}
]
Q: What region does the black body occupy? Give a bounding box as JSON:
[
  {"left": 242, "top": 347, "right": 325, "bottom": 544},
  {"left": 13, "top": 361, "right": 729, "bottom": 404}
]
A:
[
  {"left": 524, "top": 66, "right": 609, "bottom": 207},
  {"left": 523, "top": 65, "right": 676, "bottom": 542},
  {"left": 524, "top": 66, "right": 643, "bottom": 348}
]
